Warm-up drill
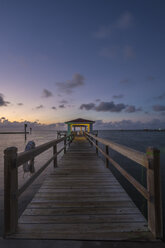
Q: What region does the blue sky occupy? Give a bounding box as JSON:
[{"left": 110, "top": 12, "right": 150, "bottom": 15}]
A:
[{"left": 0, "top": 0, "right": 165, "bottom": 129}]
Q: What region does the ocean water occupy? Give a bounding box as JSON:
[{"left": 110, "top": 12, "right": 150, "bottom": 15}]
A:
[
  {"left": 0, "top": 130, "right": 59, "bottom": 236},
  {"left": 0, "top": 130, "right": 58, "bottom": 188},
  {"left": 0, "top": 130, "right": 164, "bottom": 238}
]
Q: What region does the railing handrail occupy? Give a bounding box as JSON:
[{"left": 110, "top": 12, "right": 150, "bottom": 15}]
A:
[
  {"left": 85, "top": 132, "right": 148, "bottom": 168},
  {"left": 86, "top": 133, "right": 149, "bottom": 200},
  {"left": 17, "top": 136, "right": 68, "bottom": 166},
  {"left": 84, "top": 131, "right": 162, "bottom": 238},
  {"left": 4, "top": 133, "right": 74, "bottom": 236}
]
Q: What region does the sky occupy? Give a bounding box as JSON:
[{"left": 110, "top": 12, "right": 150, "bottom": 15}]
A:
[{"left": 0, "top": 0, "right": 165, "bottom": 129}]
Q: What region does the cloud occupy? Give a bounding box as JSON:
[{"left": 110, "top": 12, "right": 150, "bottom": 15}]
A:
[
  {"left": 59, "top": 100, "right": 68, "bottom": 104},
  {"left": 94, "top": 11, "right": 133, "bottom": 38},
  {"left": 95, "top": 101, "right": 126, "bottom": 112},
  {"left": 80, "top": 101, "right": 143, "bottom": 113},
  {"left": 95, "top": 99, "right": 101, "bottom": 102},
  {"left": 152, "top": 105, "right": 165, "bottom": 112},
  {"left": 147, "top": 76, "right": 155, "bottom": 81},
  {"left": 116, "top": 11, "right": 133, "bottom": 29},
  {"left": 56, "top": 73, "right": 85, "bottom": 94},
  {"left": 80, "top": 103, "right": 95, "bottom": 110},
  {"left": 80, "top": 101, "right": 127, "bottom": 112},
  {"left": 42, "top": 89, "right": 53, "bottom": 98},
  {"left": 0, "top": 119, "right": 67, "bottom": 131},
  {"left": 125, "top": 105, "right": 142, "bottom": 113},
  {"left": 17, "top": 103, "right": 23, "bottom": 106},
  {"left": 99, "top": 46, "right": 119, "bottom": 58},
  {"left": 1, "top": 117, "right": 164, "bottom": 131},
  {"left": 67, "top": 104, "right": 75, "bottom": 108},
  {"left": 59, "top": 104, "right": 65, "bottom": 108},
  {"left": 0, "top": 93, "right": 10, "bottom": 107},
  {"left": 154, "top": 93, "right": 165, "bottom": 100},
  {"left": 100, "top": 45, "right": 135, "bottom": 59},
  {"left": 94, "top": 118, "right": 165, "bottom": 130},
  {"left": 123, "top": 45, "right": 135, "bottom": 58},
  {"left": 120, "top": 78, "right": 130, "bottom": 84},
  {"left": 94, "top": 26, "right": 112, "bottom": 39},
  {"left": 36, "top": 105, "right": 44, "bottom": 109},
  {"left": 52, "top": 106, "right": 56, "bottom": 110},
  {"left": 113, "top": 94, "right": 124, "bottom": 99}
]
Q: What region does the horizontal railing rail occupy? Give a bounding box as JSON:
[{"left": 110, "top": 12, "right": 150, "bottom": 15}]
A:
[
  {"left": 86, "top": 133, "right": 148, "bottom": 167},
  {"left": 17, "top": 136, "right": 65, "bottom": 166},
  {"left": 17, "top": 146, "right": 65, "bottom": 198},
  {"left": 4, "top": 133, "right": 74, "bottom": 236},
  {"left": 85, "top": 132, "right": 162, "bottom": 239}
]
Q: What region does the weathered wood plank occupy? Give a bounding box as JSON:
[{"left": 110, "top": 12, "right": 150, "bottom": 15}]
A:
[
  {"left": 44, "top": 178, "right": 118, "bottom": 182},
  {"left": 19, "top": 214, "right": 146, "bottom": 224},
  {"left": 22, "top": 207, "right": 141, "bottom": 216},
  {"left": 32, "top": 196, "right": 131, "bottom": 203},
  {"left": 9, "top": 136, "right": 152, "bottom": 241},
  {"left": 38, "top": 188, "right": 125, "bottom": 193},
  {"left": 9, "top": 231, "right": 153, "bottom": 241},
  {"left": 42, "top": 182, "right": 119, "bottom": 186},
  {"left": 28, "top": 201, "right": 135, "bottom": 208},
  {"left": 40, "top": 185, "right": 125, "bottom": 189},
  {"left": 16, "top": 222, "right": 149, "bottom": 233},
  {"left": 47, "top": 174, "right": 114, "bottom": 178},
  {"left": 35, "top": 192, "right": 126, "bottom": 197}
]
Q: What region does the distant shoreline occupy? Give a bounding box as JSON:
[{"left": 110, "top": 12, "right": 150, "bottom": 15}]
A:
[
  {"left": 0, "top": 132, "right": 29, "bottom": 134},
  {"left": 107, "top": 129, "right": 165, "bottom": 132},
  {"left": 0, "top": 130, "right": 164, "bottom": 134}
]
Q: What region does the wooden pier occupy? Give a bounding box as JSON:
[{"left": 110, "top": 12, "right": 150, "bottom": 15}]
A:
[{"left": 3, "top": 134, "right": 162, "bottom": 241}]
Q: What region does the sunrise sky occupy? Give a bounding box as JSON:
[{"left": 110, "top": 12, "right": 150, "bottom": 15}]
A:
[{"left": 0, "top": 0, "right": 165, "bottom": 129}]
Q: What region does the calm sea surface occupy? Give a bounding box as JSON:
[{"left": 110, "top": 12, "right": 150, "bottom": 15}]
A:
[{"left": 0, "top": 130, "right": 164, "bottom": 238}]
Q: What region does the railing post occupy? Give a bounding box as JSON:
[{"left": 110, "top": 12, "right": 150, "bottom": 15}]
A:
[
  {"left": 67, "top": 136, "right": 69, "bottom": 147},
  {"left": 88, "top": 135, "right": 92, "bottom": 146},
  {"left": 69, "top": 134, "right": 73, "bottom": 146},
  {"left": 53, "top": 144, "right": 57, "bottom": 167},
  {"left": 64, "top": 135, "right": 66, "bottom": 154},
  {"left": 105, "top": 145, "right": 109, "bottom": 168},
  {"left": 69, "top": 136, "right": 71, "bottom": 147},
  {"left": 146, "top": 147, "right": 162, "bottom": 238},
  {"left": 95, "top": 134, "right": 98, "bottom": 155},
  {"left": 4, "top": 147, "right": 18, "bottom": 235}
]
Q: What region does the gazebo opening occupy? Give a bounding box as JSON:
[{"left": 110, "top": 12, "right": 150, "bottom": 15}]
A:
[{"left": 65, "top": 118, "right": 95, "bottom": 135}]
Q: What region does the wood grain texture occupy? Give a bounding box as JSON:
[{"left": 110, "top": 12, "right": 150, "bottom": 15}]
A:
[{"left": 9, "top": 136, "right": 153, "bottom": 240}]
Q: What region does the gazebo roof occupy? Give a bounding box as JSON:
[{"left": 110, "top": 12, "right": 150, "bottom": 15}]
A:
[{"left": 65, "top": 118, "right": 95, "bottom": 124}]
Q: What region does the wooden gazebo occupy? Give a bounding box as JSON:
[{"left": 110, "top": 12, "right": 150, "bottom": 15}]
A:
[{"left": 65, "top": 118, "right": 95, "bottom": 134}]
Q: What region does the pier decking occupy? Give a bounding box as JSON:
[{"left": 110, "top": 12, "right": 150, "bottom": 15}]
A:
[{"left": 8, "top": 136, "right": 154, "bottom": 240}]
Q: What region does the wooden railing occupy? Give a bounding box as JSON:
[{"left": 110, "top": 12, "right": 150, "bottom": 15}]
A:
[
  {"left": 4, "top": 133, "right": 74, "bottom": 236},
  {"left": 85, "top": 132, "right": 162, "bottom": 238}
]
